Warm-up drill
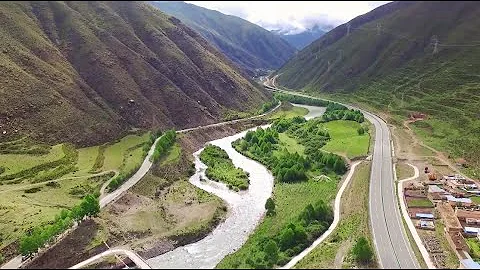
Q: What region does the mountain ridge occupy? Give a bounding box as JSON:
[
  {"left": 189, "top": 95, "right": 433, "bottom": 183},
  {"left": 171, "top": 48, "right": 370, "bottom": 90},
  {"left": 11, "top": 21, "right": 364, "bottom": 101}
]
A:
[
  {"left": 276, "top": 1, "right": 480, "bottom": 173},
  {"left": 0, "top": 1, "right": 269, "bottom": 146},
  {"left": 151, "top": 1, "right": 297, "bottom": 76}
]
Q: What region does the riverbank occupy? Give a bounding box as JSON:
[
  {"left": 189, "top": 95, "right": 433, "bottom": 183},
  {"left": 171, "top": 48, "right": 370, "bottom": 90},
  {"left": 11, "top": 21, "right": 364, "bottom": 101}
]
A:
[
  {"left": 218, "top": 115, "right": 350, "bottom": 268},
  {"left": 146, "top": 123, "right": 275, "bottom": 268}
]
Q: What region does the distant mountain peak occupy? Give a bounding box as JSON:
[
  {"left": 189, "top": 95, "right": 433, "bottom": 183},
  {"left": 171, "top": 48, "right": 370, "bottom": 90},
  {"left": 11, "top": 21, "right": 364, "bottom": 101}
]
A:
[
  {"left": 151, "top": 1, "right": 296, "bottom": 76},
  {"left": 273, "top": 25, "right": 327, "bottom": 50}
]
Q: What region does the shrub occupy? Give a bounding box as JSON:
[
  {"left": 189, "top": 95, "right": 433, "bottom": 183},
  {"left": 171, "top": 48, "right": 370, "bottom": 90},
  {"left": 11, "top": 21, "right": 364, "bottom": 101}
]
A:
[
  {"left": 45, "top": 181, "right": 60, "bottom": 188},
  {"left": 357, "top": 127, "right": 365, "bottom": 135},
  {"left": 265, "top": 198, "right": 276, "bottom": 216},
  {"left": 352, "top": 236, "right": 374, "bottom": 264},
  {"left": 24, "top": 187, "right": 42, "bottom": 193}
]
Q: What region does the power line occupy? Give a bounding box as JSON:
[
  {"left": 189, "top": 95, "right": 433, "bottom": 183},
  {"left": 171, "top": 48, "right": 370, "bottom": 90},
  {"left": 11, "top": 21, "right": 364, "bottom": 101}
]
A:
[
  {"left": 431, "top": 35, "right": 439, "bottom": 54},
  {"left": 348, "top": 25, "right": 480, "bottom": 48}
]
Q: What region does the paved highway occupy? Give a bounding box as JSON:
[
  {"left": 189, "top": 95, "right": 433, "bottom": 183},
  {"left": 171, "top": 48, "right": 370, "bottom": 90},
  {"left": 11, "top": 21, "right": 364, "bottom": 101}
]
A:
[{"left": 263, "top": 82, "right": 419, "bottom": 268}]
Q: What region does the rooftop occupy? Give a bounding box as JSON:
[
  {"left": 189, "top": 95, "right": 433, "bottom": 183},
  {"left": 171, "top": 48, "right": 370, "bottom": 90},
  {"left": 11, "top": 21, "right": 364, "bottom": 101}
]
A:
[
  {"left": 446, "top": 195, "right": 472, "bottom": 204},
  {"left": 416, "top": 213, "right": 435, "bottom": 219},
  {"left": 464, "top": 227, "right": 480, "bottom": 234},
  {"left": 428, "top": 185, "right": 449, "bottom": 194},
  {"left": 461, "top": 258, "right": 480, "bottom": 269}
]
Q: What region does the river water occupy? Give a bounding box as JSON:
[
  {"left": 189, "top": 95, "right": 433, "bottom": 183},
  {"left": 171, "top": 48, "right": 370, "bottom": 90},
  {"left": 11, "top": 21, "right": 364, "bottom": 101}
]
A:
[{"left": 147, "top": 105, "right": 325, "bottom": 269}]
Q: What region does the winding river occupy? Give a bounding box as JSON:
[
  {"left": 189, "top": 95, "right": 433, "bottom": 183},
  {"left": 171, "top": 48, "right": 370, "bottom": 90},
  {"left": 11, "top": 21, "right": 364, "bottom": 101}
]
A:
[{"left": 147, "top": 105, "right": 326, "bottom": 269}]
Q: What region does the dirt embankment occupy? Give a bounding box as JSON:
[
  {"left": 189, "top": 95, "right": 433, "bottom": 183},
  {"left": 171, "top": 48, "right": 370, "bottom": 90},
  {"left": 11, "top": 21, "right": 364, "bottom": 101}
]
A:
[
  {"left": 21, "top": 219, "right": 106, "bottom": 269},
  {"left": 19, "top": 118, "right": 267, "bottom": 269},
  {"left": 179, "top": 119, "right": 268, "bottom": 156}
]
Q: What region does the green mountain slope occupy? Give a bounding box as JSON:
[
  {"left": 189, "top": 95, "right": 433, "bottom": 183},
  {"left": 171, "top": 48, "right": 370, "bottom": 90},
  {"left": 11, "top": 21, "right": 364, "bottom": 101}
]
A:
[
  {"left": 0, "top": 1, "right": 269, "bottom": 146},
  {"left": 151, "top": 1, "right": 296, "bottom": 75},
  {"left": 276, "top": 1, "right": 480, "bottom": 175}
]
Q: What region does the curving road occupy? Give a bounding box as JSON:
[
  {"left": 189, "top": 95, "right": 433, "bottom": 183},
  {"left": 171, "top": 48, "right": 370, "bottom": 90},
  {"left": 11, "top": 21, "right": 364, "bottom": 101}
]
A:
[
  {"left": 69, "top": 248, "right": 151, "bottom": 269},
  {"left": 99, "top": 101, "right": 281, "bottom": 208},
  {"left": 264, "top": 84, "right": 419, "bottom": 269},
  {"left": 281, "top": 161, "right": 363, "bottom": 269}
]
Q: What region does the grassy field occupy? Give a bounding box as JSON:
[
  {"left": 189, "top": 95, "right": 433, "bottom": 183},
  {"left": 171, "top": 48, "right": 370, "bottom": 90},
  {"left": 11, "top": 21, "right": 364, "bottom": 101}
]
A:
[
  {"left": 294, "top": 162, "right": 377, "bottom": 269},
  {"left": 396, "top": 162, "right": 414, "bottom": 180},
  {"left": 268, "top": 103, "right": 309, "bottom": 120},
  {"left": 162, "top": 143, "right": 181, "bottom": 165},
  {"left": 322, "top": 120, "right": 370, "bottom": 159},
  {"left": 467, "top": 238, "right": 480, "bottom": 261},
  {"left": 104, "top": 179, "right": 223, "bottom": 237},
  {"left": 0, "top": 132, "right": 151, "bottom": 250},
  {"left": 132, "top": 142, "right": 183, "bottom": 197},
  {"left": 0, "top": 144, "right": 65, "bottom": 176},
  {"left": 407, "top": 198, "right": 434, "bottom": 208},
  {"left": 470, "top": 196, "right": 480, "bottom": 205},
  {"left": 101, "top": 133, "right": 150, "bottom": 172},
  {"left": 275, "top": 133, "right": 305, "bottom": 157}
]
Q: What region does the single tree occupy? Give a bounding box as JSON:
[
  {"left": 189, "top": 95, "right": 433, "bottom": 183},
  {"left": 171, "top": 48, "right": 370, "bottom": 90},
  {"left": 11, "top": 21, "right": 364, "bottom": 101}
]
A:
[{"left": 265, "top": 198, "right": 276, "bottom": 216}]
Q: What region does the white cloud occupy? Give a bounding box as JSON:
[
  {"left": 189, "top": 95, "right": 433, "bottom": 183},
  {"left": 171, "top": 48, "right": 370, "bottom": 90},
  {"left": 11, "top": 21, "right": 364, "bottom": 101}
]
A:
[{"left": 185, "top": 1, "right": 390, "bottom": 34}]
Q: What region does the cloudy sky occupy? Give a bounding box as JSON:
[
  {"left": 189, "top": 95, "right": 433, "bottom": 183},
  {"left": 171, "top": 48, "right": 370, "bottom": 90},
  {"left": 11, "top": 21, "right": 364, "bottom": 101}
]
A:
[{"left": 185, "top": 1, "right": 390, "bottom": 35}]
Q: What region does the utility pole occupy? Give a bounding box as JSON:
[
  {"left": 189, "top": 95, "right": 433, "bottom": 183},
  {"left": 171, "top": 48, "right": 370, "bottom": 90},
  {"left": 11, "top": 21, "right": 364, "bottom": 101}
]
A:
[
  {"left": 346, "top": 23, "right": 351, "bottom": 36},
  {"left": 337, "top": 49, "right": 343, "bottom": 62},
  {"left": 376, "top": 23, "right": 382, "bottom": 35},
  {"left": 431, "top": 35, "right": 439, "bottom": 54}
]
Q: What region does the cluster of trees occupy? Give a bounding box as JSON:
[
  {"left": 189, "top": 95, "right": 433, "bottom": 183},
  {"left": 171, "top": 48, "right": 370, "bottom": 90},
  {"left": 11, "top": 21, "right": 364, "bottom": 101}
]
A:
[
  {"left": 235, "top": 127, "right": 311, "bottom": 184},
  {"left": 199, "top": 145, "right": 249, "bottom": 191},
  {"left": 357, "top": 126, "right": 368, "bottom": 135},
  {"left": 107, "top": 165, "right": 138, "bottom": 192},
  {"left": 273, "top": 93, "right": 330, "bottom": 107},
  {"left": 309, "top": 150, "right": 347, "bottom": 174},
  {"left": 323, "top": 103, "right": 365, "bottom": 123},
  {"left": 246, "top": 199, "right": 333, "bottom": 268},
  {"left": 272, "top": 152, "right": 308, "bottom": 183},
  {"left": 143, "top": 129, "right": 163, "bottom": 155},
  {"left": 151, "top": 129, "right": 176, "bottom": 163},
  {"left": 20, "top": 194, "right": 100, "bottom": 256},
  {"left": 273, "top": 92, "right": 365, "bottom": 124},
  {"left": 274, "top": 117, "right": 347, "bottom": 175},
  {"left": 259, "top": 99, "right": 280, "bottom": 114},
  {"left": 272, "top": 116, "right": 306, "bottom": 133},
  {"left": 235, "top": 118, "right": 347, "bottom": 179},
  {"left": 236, "top": 127, "right": 279, "bottom": 162}
]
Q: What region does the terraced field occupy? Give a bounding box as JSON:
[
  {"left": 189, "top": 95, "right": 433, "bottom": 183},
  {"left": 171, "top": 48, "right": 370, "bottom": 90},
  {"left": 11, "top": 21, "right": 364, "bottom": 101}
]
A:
[{"left": 0, "top": 132, "right": 151, "bottom": 249}]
